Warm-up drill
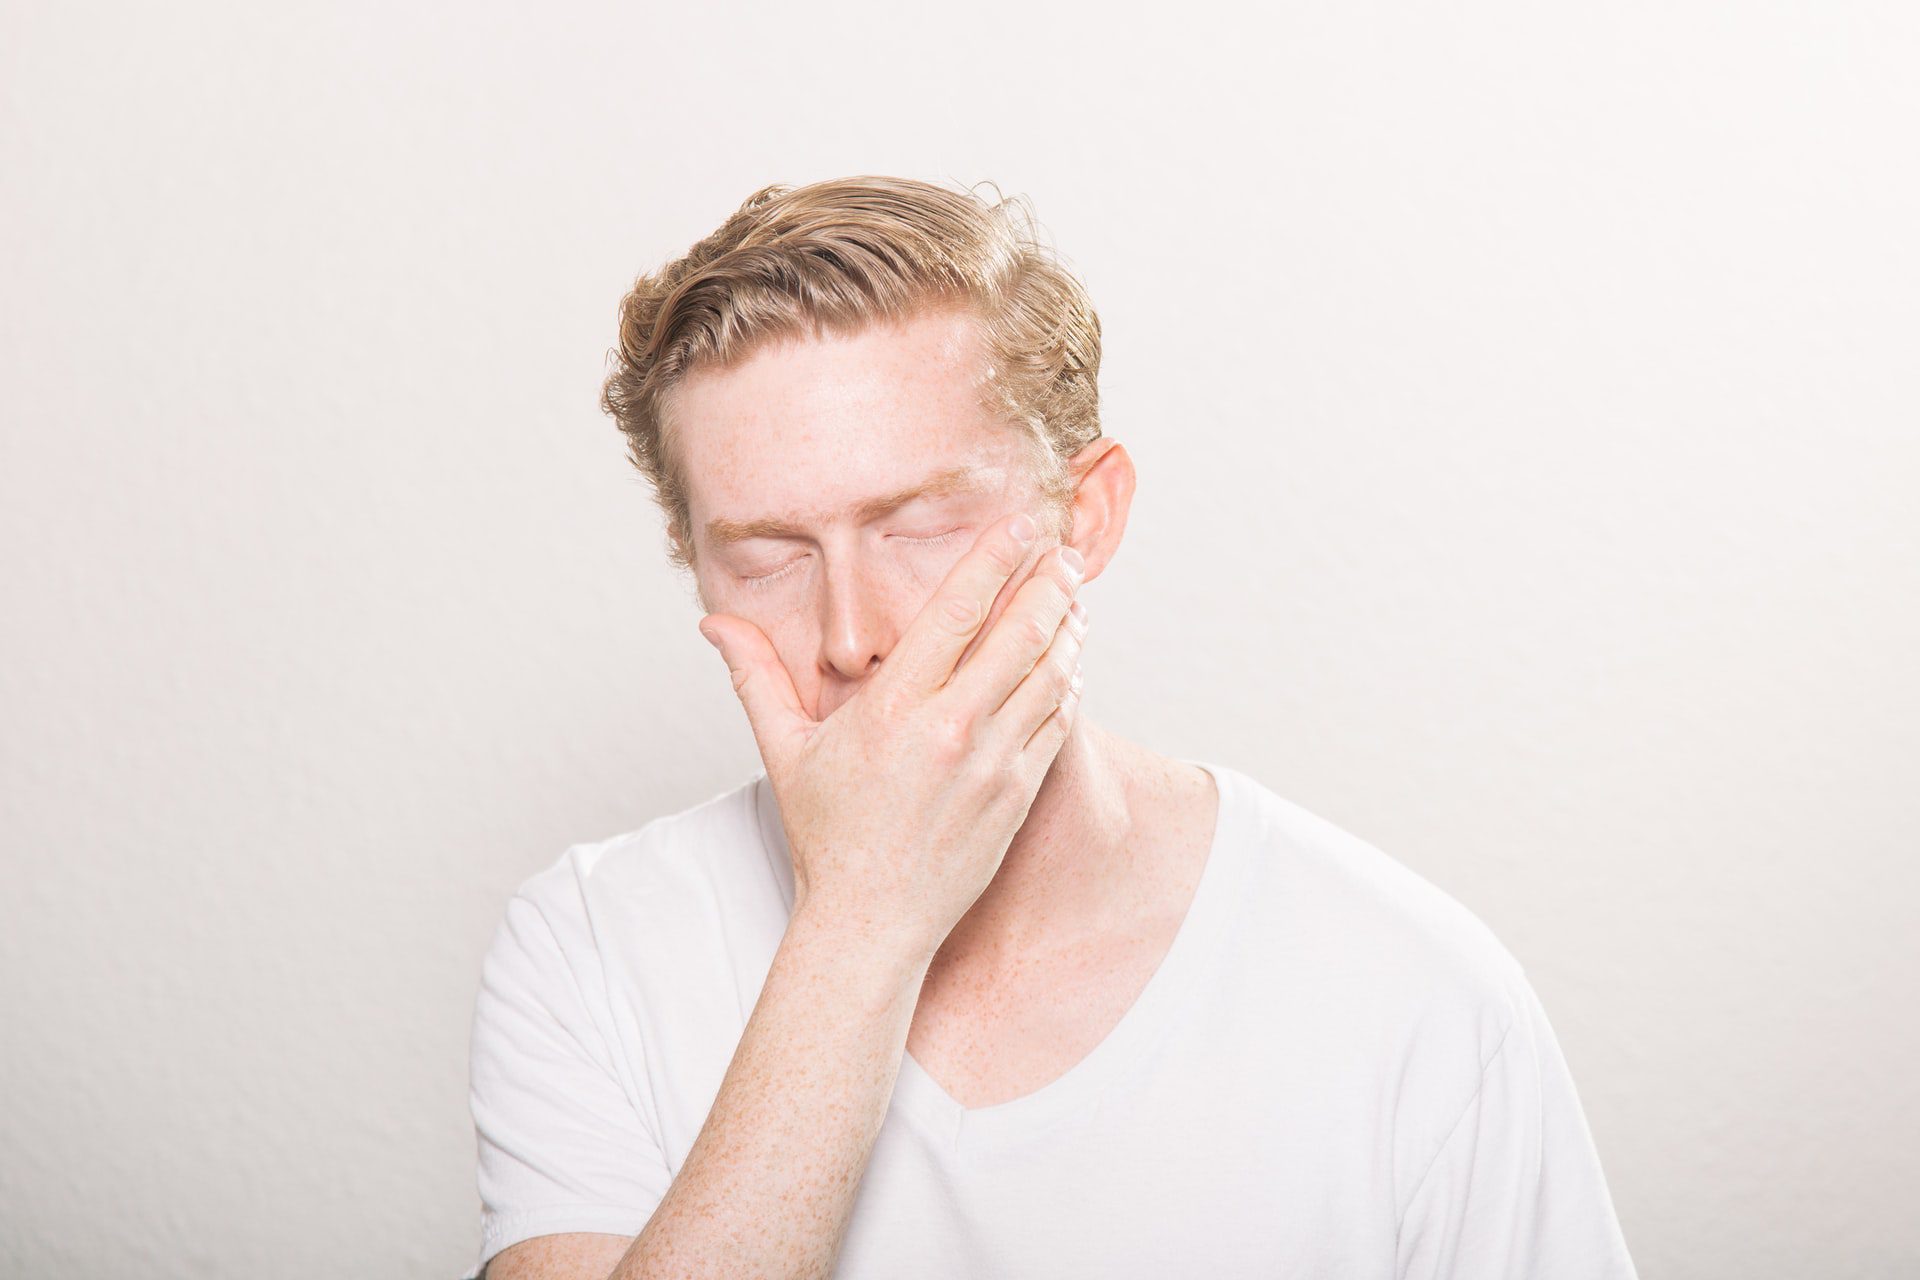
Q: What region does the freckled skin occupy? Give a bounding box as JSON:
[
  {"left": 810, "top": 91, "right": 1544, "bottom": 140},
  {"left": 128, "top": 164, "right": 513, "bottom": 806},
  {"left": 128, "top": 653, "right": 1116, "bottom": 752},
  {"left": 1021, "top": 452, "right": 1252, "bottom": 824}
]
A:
[{"left": 486, "top": 305, "right": 1220, "bottom": 1280}]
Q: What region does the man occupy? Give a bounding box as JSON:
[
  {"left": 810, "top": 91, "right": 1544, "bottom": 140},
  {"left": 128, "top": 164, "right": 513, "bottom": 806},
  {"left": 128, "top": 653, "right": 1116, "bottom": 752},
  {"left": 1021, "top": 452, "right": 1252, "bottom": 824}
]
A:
[{"left": 466, "top": 175, "right": 1638, "bottom": 1279}]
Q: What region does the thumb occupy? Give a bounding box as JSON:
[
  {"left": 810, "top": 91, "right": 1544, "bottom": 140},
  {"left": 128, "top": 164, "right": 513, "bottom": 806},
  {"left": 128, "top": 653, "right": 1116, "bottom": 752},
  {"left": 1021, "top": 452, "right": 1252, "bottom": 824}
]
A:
[{"left": 699, "top": 614, "right": 811, "bottom": 766}]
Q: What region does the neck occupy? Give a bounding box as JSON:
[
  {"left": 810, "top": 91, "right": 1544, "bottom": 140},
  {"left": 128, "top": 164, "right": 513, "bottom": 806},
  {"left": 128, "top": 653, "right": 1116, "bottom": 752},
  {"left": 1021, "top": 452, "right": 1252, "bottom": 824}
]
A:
[{"left": 933, "top": 716, "right": 1152, "bottom": 973}]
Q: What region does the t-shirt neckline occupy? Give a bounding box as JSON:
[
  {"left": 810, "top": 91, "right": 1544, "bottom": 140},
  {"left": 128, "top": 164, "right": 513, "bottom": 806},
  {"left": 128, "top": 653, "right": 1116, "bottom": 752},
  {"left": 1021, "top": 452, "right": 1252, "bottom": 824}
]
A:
[{"left": 752, "top": 758, "right": 1248, "bottom": 1153}]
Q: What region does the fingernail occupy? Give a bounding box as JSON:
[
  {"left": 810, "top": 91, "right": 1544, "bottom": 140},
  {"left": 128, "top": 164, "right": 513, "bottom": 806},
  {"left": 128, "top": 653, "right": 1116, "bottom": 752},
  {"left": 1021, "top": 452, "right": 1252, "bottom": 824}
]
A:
[
  {"left": 700, "top": 627, "right": 721, "bottom": 651},
  {"left": 1010, "top": 512, "right": 1037, "bottom": 544},
  {"left": 1059, "top": 545, "right": 1085, "bottom": 576}
]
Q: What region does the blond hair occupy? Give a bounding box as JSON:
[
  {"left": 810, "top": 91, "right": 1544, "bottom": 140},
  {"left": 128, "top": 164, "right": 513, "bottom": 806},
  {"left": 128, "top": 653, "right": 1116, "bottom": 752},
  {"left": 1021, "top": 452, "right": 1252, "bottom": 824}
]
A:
[{"left": 599, "top": 175, "right": 1103, "bottom": 572}]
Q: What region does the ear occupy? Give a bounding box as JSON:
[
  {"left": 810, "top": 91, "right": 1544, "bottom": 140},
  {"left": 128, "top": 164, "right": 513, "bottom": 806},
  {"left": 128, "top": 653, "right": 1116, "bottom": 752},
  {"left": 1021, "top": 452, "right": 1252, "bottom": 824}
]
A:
[{"left": 1058, "top": 438, "right": 1135, "bottom": 585}]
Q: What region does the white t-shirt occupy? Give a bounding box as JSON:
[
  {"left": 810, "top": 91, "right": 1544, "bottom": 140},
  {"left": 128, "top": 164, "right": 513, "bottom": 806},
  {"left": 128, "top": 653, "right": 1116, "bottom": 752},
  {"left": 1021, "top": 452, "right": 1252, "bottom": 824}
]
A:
[{"left": 467, "top": 760, "right": 1638, "bottom": 1278}]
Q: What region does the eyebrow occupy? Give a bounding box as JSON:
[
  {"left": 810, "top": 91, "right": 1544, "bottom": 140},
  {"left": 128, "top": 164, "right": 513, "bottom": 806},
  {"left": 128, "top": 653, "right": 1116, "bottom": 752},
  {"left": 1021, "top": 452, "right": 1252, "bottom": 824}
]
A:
[{"left": 703, "top": 464, "right": 997, "bottom": 548}]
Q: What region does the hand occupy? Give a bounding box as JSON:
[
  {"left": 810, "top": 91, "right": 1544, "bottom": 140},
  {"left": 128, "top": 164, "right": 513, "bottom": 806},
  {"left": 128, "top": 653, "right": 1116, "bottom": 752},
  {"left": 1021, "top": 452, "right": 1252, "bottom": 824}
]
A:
[{"left": 697, "top": 510, "right": 1090, "bottom": 962}]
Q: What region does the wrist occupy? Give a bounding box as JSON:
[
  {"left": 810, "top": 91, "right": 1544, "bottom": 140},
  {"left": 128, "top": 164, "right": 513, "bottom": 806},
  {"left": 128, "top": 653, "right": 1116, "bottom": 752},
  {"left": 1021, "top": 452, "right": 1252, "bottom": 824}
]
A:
[{"left": 783, "top": 897, "right": 939, "bottom": 980}]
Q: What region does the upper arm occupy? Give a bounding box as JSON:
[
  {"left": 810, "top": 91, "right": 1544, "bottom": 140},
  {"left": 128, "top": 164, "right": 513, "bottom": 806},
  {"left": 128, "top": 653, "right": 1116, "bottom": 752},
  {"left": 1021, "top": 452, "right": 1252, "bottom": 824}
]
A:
[
  {"left": 1394, "top": 973, "right": 1638, "bottom": 1279},
  {"left": 471, "top": 888, "right": 673, "bottom": 1276},
  {"left": 483, "top": 1231, "right": 636, "bottom": 1280}
]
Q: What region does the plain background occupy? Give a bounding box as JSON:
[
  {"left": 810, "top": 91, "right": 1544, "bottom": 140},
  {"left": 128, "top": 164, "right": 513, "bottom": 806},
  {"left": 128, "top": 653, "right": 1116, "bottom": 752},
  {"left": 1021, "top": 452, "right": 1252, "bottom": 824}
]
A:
[{"left": 3, "top": 1, "right": 1915, "bottom": 1276}]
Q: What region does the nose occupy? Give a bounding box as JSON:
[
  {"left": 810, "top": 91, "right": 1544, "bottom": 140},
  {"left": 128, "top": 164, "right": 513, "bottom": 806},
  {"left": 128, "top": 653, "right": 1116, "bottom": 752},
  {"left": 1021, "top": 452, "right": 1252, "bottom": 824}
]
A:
[{"left": 818, "top": 553, "right": 898, "bottom": 685}]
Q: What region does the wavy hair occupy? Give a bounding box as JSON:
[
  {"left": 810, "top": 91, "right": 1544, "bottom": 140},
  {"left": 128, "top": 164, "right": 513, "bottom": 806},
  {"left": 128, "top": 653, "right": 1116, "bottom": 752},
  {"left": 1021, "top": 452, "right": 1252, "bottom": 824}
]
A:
[{"left": 599, "top": 175, "right": 1103, "bottom": 572}]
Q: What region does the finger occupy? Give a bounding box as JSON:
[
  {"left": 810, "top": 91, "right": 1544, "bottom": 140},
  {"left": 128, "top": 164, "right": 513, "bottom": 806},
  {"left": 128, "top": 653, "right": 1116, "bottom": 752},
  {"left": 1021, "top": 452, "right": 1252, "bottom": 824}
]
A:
[
  {"left": 1022, "top": 642, "right": 1084, "bottom": 758},
  {"left": 699, "top": 614, "right": 813, "bottom": 770},
  {"left": 989, "top": 594, "right": 1086, "bottom": 751},
  {"left": 877, "top": 510, "right": 1041, "bottom": 699},
  {"left": 945, "top": 543, "right": 1084, "bottom": 720}
]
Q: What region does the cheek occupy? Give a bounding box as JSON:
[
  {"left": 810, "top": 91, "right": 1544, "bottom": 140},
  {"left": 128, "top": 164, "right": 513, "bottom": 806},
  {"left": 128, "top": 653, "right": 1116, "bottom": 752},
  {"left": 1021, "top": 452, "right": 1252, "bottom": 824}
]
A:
[
  {"left": 764, "top": 621, "right": 826, "bottom": 701},
  {"left": 899, "top": 544, "right": 966, "bottom": 587},
  {"left": 705, "top": 578, "right": 814, "bottom": 653}
]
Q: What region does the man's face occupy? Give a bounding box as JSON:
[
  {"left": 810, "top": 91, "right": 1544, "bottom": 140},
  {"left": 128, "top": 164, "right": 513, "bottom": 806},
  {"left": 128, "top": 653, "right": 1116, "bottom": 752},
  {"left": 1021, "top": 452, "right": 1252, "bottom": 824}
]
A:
[{"left": 673, "top": 306, "right": 1063, "bottom": 722}]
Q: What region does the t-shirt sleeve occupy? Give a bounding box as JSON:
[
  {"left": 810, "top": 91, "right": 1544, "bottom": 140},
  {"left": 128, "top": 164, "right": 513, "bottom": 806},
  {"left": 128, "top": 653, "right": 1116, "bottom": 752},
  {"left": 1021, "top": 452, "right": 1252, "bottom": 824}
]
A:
[
  {"left": 1395, "top": 972, "right": 1639, "bottom": 1279},
  {"left": 469, "top": 885, "right": 673, "bottom": 1276}
]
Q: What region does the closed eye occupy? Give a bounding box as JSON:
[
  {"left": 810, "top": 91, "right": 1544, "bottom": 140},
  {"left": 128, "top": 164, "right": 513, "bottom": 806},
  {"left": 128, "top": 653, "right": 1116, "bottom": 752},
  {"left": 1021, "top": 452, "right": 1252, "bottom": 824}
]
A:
[
  {"left": 895, "top": 527, "right": 966, "bottom": 546},
  {"left": 736, "top": 528, "right": 968, "bottom": 589},
  {"left": 737, "top": 559, "right": 804, "bottom": 588}
]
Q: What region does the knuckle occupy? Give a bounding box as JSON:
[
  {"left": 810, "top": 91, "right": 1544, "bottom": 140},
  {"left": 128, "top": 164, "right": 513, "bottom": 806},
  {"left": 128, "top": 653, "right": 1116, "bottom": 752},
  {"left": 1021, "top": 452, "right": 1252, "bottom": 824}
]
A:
[
  {"left": 928, "top": 710, "right": 974, "bottom": 763},
  {"left": 939, "top": 592, "right": 982, "bottom": 634},
  {"left": 983, "top": 537, "right": 1024, "bottom": 576},
  {"left": 1021, "top": 614, "right": 1053, "bottom": 649},
  {"left": 1042, "top": 659, "right": 1074, "bottom": 702}
]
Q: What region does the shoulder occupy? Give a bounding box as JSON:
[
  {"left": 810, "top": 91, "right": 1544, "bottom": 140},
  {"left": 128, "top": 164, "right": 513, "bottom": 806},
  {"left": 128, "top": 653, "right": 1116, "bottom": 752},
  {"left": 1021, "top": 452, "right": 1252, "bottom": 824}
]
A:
[
  {"left": 501, "top": 772, "right": 776, "bottom": 951},
  {"left": 1215, "top": 762, "right": 1530, "bottom": 1051}
]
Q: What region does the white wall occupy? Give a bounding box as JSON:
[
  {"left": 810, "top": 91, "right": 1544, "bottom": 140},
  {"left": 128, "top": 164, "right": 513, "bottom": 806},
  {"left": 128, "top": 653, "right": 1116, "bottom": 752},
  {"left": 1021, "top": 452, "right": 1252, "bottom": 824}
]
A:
[{"left": 2, "top": 2, "right": 1915, "bottom": 1276}]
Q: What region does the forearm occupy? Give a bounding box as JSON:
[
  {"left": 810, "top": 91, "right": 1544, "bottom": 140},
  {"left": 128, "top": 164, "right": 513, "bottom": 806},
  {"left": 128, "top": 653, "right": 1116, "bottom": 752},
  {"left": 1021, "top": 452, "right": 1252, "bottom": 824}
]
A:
[{"left": 609, "top": 907, "right": 933, "bottom": 1280}]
